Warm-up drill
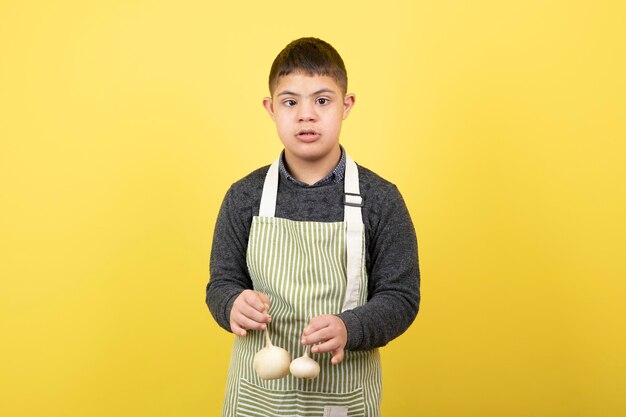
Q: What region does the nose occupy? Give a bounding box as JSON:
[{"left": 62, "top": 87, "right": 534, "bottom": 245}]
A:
[{"left": 297, "top": 101, "right": 317, "bottom": 122}]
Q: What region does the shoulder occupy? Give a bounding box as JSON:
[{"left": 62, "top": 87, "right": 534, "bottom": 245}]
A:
[
  {"left": 222, "top": 165, "right": 269, "bottom": 212},
  {"left": 356, "top": 164, "right": 401, "bottom": 203},
  {"left": 227, "top": 165, "right": 269, "bottom": 196},
  {"left": 355, "top": 164, "right": 415, "bottom": 250},
  {"left": 355, "top": 163, "right": 410, "bottom": 228}
]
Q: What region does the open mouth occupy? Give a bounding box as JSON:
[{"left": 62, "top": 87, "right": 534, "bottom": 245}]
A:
[{"left": 296, "top": 129, "right": 320, "bottom": 141}]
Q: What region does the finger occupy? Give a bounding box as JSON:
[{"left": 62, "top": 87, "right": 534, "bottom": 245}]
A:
[
  {"left": 301, "top": 326, "right": 333, "bottom": 346},
  {"left": 243, "top": 291, "right": 270, "bottom": 314},
  {"left": 236, "top": 315, "right": 268, "bottom": 332},
  {"left": 331, "top": 348, "right": 345, "bottom": 365},
  {"left": 310, "top": 338, "right": 342, "bottom": 354},
  {"left": 240, "top": 302, "right": 271, "bottom": 324},
  {"left": 257, "top": 292, "right": 271, "bottom": 309},
  {"left": 303, "top": 315, "right": 332, "bottom": 336},
  {"left": 230, "top": 322, "right": 247, "bottom": 337}
]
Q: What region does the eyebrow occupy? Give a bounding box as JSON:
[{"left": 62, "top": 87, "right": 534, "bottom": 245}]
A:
[{"left": 276, "top": 88, "right": 337, "bottom": 97}]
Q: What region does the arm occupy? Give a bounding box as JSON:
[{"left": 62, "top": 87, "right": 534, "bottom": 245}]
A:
[
  {"left": 301, "top": 183, "right": 420, "bottom": 357},
  {"left": 338, "top": 184, "right": 420, "bottom": 350},
  {"left": 206, "top": 187, "right": 254, "bottom": 332}
]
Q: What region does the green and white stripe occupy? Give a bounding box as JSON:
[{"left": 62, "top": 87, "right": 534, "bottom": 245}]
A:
[
  {"left": 237, "top": 378, "right": 365, "bottom": 417},
  {"left": 222, "top": 156, "right": 382, "bottom": 417}
]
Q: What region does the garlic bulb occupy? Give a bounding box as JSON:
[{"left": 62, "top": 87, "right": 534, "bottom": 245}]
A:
[
  {"left": 253, "top": 329, "right": 291, "bottom": 380},
  {"left": 289, "top": 346, "right": 320, "bottom": 379}
]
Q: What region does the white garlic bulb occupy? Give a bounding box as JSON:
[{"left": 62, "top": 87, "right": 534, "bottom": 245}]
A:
[
  {"left": 289, "top": 346, "right": 320, "bottom": 379},
  {"left": 253, "top": 329, "right": 291, "bottom": 380}
]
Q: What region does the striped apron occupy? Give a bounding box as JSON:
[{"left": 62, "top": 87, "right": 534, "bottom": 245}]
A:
[{"left": 222, "top": 155, "right": 382, "bottom": 417}]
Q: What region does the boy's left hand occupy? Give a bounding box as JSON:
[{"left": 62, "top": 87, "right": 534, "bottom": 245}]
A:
[{"left": 301, "top": 315, "right": 347, "bottom": 365}]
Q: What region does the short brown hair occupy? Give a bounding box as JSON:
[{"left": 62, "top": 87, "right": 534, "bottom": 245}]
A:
[{"left": 268, "top": 37, "right": 348, "bottom": 95}]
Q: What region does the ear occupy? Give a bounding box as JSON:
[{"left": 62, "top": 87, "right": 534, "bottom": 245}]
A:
[
  {"left": 342, "top": 93, "right": 356, "bottom": 120},
  {"left": 262, "top": 97, "right": 275, "bottom": 120}
]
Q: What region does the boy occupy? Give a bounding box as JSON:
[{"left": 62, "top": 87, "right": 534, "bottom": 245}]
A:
[{"left": 206, "top": 37, "right": 420, "bottom": 417}]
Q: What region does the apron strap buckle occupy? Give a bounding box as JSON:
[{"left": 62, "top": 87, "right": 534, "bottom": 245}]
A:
[{"left": 344, "top": 192, "right": 363, "bottom": 207}]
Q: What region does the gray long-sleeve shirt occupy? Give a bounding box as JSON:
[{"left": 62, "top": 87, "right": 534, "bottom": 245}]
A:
[{"left": 206, "top": 162, "right": 420, "bottom": 350}]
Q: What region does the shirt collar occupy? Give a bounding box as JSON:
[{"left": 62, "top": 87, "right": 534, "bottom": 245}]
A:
[{"left": 278, "top": 147, "right": 346, "bottom": 187}]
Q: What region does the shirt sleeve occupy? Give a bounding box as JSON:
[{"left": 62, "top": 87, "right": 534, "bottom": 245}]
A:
[
  {"left": 337, "top": 184, "right": 420, "bottom": 350},
  {"left": 206, "top": 186, "right": 253, "bottom": 333}
]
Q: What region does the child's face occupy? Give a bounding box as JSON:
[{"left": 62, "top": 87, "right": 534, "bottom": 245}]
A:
[{"left": 263, "top": 73, "right": 355, "bottom": 167}]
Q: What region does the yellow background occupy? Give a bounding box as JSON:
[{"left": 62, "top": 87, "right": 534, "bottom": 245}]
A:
[{"left": 1, "top": 0, "right": 625, "bottom": 416}]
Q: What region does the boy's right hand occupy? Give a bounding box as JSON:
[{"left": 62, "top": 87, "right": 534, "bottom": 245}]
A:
[{"left": 229, "top": 290, "right": 271, "bottom": 337}]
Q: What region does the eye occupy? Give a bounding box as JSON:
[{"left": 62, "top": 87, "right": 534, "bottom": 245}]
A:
[
  {"left": 283, "top": 99, "right": 297, "bottom": 107},
  {"left": 316, "top": 97, "right": 330, "bottom": 105}
]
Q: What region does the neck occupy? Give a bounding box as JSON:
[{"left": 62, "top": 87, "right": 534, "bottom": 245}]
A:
[{"left": 284, "top": 147, "right": 341, "bottom": 185}]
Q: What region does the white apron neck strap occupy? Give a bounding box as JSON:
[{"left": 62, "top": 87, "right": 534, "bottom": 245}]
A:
[
  {"left": 343, "top": 154, "right": 362, "bottom": 223},
  {"left": 342, "top": 155, "right": 363, "bottom": 311},
  {"left": 258, "top": 158, "right": 280, "bottom": 217}
]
